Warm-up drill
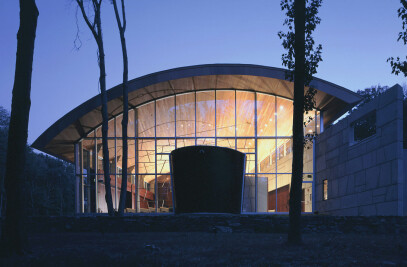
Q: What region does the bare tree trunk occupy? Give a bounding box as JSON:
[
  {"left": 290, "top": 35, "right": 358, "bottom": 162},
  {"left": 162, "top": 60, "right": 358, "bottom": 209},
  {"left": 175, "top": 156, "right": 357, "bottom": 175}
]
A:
[
  {"left": 76, "top": 0, "right": 114, "bottom": 215},
  {"left": 112, "top": 0, "right": 129, "bottom": 215},
  {"left": 288, "top": 0, "right": 305, "bottom": 245},
  {"left": 30, "top": 179, "right": 35, "bottom": 212},
  {"left": 0, "top": 196, "right": 3, "bottom": 218},
  {"left": 0, "top": 0, "right": 38, "bottom": 256},
  {"left": 97, "top": 24, "right": 115, "bottom": 216}
]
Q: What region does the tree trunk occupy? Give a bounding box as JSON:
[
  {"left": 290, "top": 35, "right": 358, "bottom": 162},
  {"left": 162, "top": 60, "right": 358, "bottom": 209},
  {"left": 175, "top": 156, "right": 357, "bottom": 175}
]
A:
[
  {"left": 113, "top": 0, "right": 129, "bottom": 215},
  {"left": 76, "top": 0, "right": 115, "bottom": 216},
  {"left": 95, "top": 11, "right": 115, "bottom": 216},
  {"left": 0, "top": 0, "right": 39, "bottom": 256},
  {"left": 288, "top": 0, "right": 305, "bottom": 245}
]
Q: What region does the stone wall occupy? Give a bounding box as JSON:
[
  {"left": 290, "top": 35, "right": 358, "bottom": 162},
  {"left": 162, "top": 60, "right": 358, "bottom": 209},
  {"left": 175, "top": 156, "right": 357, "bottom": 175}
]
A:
[
  {"left": 404, "top": 150, "right": 407, "bottom": 215},
  {"left": 315, "top": 85, "right": 405, "bottom": 216}
]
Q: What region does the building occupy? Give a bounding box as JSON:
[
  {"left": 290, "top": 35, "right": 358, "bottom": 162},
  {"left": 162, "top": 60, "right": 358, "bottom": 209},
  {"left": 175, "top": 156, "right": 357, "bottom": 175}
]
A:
[
  {"left": 32, "top": 64, "right": 406, "bottom": 215},
  {"left": 316, "top": 84, "right": 406, "bottom": 216}
]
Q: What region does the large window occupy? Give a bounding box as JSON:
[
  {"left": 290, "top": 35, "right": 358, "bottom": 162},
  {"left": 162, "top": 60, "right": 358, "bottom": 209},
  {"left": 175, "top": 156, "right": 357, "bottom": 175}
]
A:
[
  {"left": 77, "top": 90, "right": 318, "bottom": 213},
  {"left": 350, "top": 111, "right": 376, "bottom": 143}
]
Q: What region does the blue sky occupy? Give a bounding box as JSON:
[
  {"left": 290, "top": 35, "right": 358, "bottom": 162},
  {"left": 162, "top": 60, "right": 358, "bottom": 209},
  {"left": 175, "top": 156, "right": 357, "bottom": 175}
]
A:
[{"left": 0, "top": 0, "right": 405, "bottom": 144}]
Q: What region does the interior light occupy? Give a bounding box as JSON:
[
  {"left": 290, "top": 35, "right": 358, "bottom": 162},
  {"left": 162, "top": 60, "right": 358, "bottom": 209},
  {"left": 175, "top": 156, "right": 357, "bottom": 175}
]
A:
[
  {"left": 260, "top": 129, "right": 263, "bottom": 132},
  {"left": 274, "top": 112, "right": 277, "bottom": 116},
  {"left": 265, "top": 124, "right": 268, "bottom": 127},
  {"left": 269, "top": 118, "right": 272, "bottom": 122},
  {"left": 280, "top": 106, "right": 284, "bottom": 110},
  {"left": 308, "top": 130, "right": 313, "bottom": 133},
  {"left": 209, "top": 124, "right": 212, "bottom": 127}
]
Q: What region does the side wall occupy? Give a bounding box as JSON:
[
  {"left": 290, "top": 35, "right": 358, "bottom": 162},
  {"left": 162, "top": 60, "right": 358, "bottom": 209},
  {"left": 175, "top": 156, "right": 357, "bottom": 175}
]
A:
[
  {"left": 404, "top": 150, "right": 407, "bottom": 215},
  {"left": 315, "top": 85, "right": 404, "bottom": 216}
]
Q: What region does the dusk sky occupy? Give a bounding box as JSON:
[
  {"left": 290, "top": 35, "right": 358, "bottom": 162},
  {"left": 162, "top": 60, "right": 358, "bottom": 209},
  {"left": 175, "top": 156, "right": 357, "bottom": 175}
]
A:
[{"left": 0, "top": 0, "right": 406, "bottom": 145}]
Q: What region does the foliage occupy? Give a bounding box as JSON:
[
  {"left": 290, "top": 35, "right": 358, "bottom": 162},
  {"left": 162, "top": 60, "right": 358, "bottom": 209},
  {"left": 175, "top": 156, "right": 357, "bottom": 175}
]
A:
[
  {"left": 0, "top": 107, "right": 75, "bottom": 217},
  {"left": 351, "top": 84, "right": 407, "bottom": 112},
  {"left": 350, "top": 85, "right": 389, "bottom": 113},
  {"left": 278, "top": 0, "right": 323, "bottom": 244},
  {"left": 0, "top": 107, "right": 10, "bottom": 127},
  {"left": 388, "top": 0, "right": 407, "bottom": 77},
  {"left": 278, "top": 0, "right": 322, "bottom": 147},
  {"left": 278, "top": 0, "right": 323, "bottom": 86},
  {"left": 331, "top": 85, "right": 388, "bottom": 126}
]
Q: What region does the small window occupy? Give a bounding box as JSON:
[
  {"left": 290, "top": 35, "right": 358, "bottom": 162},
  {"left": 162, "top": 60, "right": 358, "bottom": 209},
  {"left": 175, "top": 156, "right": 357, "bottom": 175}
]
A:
[
  {"left": 323, "top": 179, "right": 328, "bottom": 200},
  {"left": 351, "top": 111, "right": 376, "bottom": 142}
]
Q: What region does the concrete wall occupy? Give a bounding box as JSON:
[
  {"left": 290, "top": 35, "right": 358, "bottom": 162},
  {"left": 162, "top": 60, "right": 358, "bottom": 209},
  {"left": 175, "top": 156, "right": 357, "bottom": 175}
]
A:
[
  {"left": 315, "top": 85, "right": 404, "bottom": 216},
  {"left": 404, "top": 150, "right": 407, "bottom": 215}
]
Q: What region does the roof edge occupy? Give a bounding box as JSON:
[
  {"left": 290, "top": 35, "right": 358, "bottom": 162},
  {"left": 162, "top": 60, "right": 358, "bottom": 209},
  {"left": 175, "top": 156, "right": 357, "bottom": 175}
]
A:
[{"left": 32, "top": 63, "right": 362, "bottom": 153}]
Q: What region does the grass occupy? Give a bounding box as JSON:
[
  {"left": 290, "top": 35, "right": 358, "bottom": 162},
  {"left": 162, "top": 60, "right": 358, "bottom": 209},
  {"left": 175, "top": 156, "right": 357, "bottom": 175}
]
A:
[{"left": 1, "top": 232, "right": 406, "bottom": 266}]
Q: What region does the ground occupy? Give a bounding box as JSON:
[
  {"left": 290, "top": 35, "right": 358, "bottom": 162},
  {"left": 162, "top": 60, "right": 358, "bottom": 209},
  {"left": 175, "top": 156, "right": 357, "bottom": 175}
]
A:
[{"left": 1, "top": 232, "right": 406, "bottom": 266}]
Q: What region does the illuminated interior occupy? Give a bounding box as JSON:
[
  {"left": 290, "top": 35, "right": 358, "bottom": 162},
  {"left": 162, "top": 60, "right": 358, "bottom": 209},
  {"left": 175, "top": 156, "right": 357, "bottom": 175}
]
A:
[{"left": 79, "top": 90, "right": 320, "bottom": 213}]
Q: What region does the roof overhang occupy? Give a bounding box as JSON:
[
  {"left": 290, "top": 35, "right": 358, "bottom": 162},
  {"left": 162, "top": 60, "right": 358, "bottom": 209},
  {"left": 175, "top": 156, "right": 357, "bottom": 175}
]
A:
[{"left": 32, "top": 64, "right": 362, "bottom": 162}]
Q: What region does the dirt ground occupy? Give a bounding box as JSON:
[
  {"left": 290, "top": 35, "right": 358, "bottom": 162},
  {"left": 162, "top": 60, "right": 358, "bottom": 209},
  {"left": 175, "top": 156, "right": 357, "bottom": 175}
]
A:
[{"left": 1, "top": 232, "right": 406, "bottom": 266}]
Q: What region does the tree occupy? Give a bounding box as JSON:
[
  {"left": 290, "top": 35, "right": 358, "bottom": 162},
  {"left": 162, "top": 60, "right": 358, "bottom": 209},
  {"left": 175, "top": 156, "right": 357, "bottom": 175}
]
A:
[
  {"left": 0, "top": 107, "right": 9, "bottom": 218},
  {"left": 112, "top": 0, "right": 129, "bottom": 215},
  {"left": 278, "top": 0, "right": 322, "bottom": 244},
  {"left": 388, "top": 0, "right": 407, "bottom": 77},
  {"left": 0, "top": 0, "right": 39, "bottom": 256},
  {"left": 0, "top": 107, "right": 10, "bottom": 127},
  {"left": 1, "top": 107, "right": 75, "bottom": 218},
  {"left": 353, "top": 85, "right": 389, "bottom": 111},
  {"left": 76, "top": 0, "right": 115, "bottom": 215}
]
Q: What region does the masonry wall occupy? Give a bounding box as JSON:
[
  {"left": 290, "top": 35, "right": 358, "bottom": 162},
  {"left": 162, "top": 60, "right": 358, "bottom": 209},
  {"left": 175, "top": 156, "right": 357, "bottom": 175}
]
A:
[
  {"left": 315, "top": 85, "right": 404, "bottom": 216},
  {"left": 404, "top": 150, "right": 407, "bottom": 215}
]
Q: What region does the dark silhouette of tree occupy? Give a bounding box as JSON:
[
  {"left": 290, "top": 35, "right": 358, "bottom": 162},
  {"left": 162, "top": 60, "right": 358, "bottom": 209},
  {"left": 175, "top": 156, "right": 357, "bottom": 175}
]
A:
[
  {"left": 353, "top": 85, "right": 389, "bottom": 111},
  {"left": 388, "top": 0, "right": 407, "bottom": 77},
  {"left": 0, "top": 107, "right": 9, "bottom": 218},
  {"left": 0, "top": 107, "right": 10, "bottom": 127},
  {"left": 0, "top": 107, "right": 75, "bottom": 217},
  {"left": 0, "top": 0, "right": 39, "bottom": 256},
  {"left": 112, "top": 0, "right": 129, "bottom": 215},
  {"left": 278, "top": 0, "right": 322, "bottom": 244},
  {"left": 76, "top": 0, "right": 114, "bottom": 215}
]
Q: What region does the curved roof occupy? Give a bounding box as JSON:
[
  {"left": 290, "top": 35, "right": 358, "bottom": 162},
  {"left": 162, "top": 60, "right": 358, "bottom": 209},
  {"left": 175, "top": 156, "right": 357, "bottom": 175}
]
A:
[{"left": 32, "top": 64, "right": 362, "bottom": 162}]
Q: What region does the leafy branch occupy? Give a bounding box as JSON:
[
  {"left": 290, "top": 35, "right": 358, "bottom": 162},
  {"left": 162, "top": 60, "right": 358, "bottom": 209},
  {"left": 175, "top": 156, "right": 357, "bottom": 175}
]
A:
[{"left": 388, "top": 0, "right": 407, "bottom": 77}]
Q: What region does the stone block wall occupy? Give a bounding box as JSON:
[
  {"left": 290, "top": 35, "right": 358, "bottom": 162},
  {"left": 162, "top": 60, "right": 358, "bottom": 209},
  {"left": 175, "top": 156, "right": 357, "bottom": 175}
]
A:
[{"left": 315, "top": 85, "right": 405, "bottom": 216}]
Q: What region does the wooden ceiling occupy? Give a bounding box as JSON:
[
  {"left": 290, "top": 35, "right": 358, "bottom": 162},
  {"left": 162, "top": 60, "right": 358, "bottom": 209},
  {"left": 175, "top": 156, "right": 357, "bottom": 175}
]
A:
[{"left": 32, "top": 64, "right": 361, "bottom": 162}]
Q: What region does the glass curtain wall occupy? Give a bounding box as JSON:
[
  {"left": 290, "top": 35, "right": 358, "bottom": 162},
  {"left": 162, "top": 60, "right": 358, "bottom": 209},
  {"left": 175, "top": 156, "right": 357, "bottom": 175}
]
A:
[{"left": 76, "top": 90, "right": 320, "bottom": 213}]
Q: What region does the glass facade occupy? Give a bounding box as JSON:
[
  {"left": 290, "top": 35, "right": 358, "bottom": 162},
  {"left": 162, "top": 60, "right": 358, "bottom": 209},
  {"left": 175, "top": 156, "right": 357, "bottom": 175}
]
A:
[{"left": 76, "top": 90, "right": 320, "bottom": 213}]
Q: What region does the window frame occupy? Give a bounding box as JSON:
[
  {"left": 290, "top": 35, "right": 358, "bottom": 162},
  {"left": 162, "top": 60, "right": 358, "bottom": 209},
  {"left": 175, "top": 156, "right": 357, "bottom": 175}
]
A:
[{"left": 350, "top": 110, "right": 377, "bottom": 145}]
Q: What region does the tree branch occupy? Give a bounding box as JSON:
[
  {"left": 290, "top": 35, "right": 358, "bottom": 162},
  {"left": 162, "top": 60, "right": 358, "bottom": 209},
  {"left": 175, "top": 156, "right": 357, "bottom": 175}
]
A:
[
  {"left": 121, "top": 0, "right": 126, "bottom": 31},
  {"left": 76, "top": 0, "right": 98, "bottom": 41}
]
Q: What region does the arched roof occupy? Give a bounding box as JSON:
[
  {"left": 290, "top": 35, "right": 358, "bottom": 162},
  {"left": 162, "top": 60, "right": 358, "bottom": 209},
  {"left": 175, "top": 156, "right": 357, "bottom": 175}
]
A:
[{"left": 32, "top": 64, "right": 362, "bottom": 162}]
